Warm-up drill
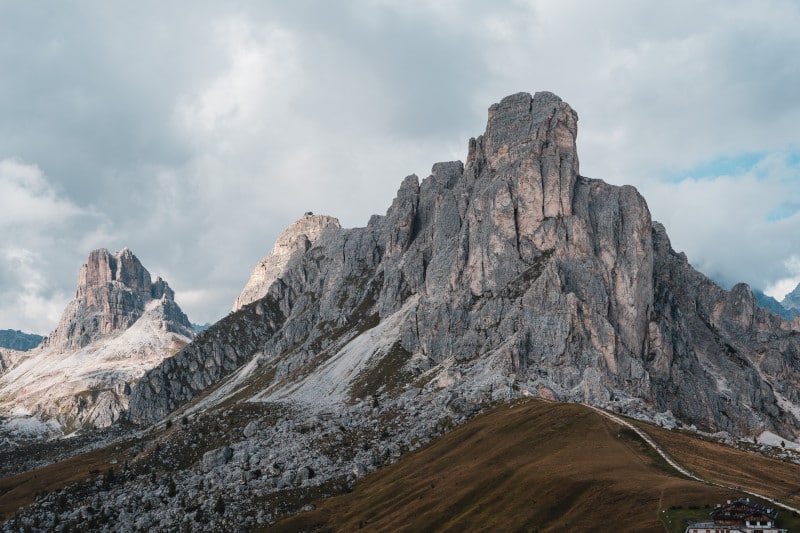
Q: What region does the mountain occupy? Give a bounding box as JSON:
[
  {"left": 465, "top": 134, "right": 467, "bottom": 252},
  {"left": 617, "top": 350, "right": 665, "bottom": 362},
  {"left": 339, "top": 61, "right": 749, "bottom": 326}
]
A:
[
  {"left": 782, "top": 281, "right": 800, "bottom": 312},
  {"left": 4, "top": 91, "right": 800, "bottom": 531},
  {"left": 0, "top": 248, "right": 194, "bottom": 433},
  {"left": 0, "top": 348, "right": 23, "bottom": 375},
  {"left": 754, "top": 289, "right": 798, "bottom": 320},
  {"left": 130, "top": 91, "right": 800, "bottom": 442},
  {"left": 0, "top": 330, "right": 43, "bottom": 351},
  {"left": 232, "top": 213, "right": 341, "bottom": 311}
]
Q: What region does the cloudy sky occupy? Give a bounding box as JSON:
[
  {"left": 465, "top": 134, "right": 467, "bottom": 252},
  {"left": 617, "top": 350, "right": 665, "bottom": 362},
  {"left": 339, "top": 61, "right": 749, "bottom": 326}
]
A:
[{"left": 1, "top": 1, "right": 799, "bottom": 334}]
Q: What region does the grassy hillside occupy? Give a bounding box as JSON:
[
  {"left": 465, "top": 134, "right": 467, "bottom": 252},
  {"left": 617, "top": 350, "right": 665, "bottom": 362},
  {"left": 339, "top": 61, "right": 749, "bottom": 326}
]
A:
[
  {"left": 633, "top": 418, "right": 800, "bottom": 508},
  {"left": 271, "top": 400, "right": 798, "bottom": 532},
  {"left": 4, "top": 399, "right": 799, "bottom": 531}
]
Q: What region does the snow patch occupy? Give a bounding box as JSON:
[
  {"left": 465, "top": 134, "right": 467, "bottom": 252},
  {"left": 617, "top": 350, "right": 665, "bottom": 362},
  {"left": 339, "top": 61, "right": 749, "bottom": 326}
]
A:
[{"left": 758, "top": 430, "right": 800, "bottom": 450}]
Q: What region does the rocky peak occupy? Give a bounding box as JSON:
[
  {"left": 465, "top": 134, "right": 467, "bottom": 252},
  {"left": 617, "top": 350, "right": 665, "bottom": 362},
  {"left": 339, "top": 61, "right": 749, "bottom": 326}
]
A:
[
  {"left": 782, "top": 281, "right": 800, "bottom": 311},
  {"left": 151, "top": 276, "right": 175, "bottom": 301},
  {"left": 44, "top": 248, "right": 189, "bottom": 351},
  {"left": 473, "top": 91, "right": 579, "bottom": 217},
  {"left": 233, "top": 214, "right": 342, "bottom": 311},
  {"left": 77, "top": 248, "right": 152, "bottom": 300},
  {"left": 132, "top": 91, "right": 800, "bottom": 446}
]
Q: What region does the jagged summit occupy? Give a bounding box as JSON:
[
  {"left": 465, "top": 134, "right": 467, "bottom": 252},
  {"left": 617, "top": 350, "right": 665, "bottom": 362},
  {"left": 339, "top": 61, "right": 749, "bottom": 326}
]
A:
[
  {"left": 233, "top": 214, "right": 341, "bottom": 311},
  {"left": 12, "top": 91, "right": 800, "bottom": 531},
  {"left": 0, "top": 248, "right": 193, "bottom": 431},
  {"left": 44, "top": 248, "right": 189, "bottom": 352},
  {"left": 131, "top": 91, "right": 800, "bottom": 447}
]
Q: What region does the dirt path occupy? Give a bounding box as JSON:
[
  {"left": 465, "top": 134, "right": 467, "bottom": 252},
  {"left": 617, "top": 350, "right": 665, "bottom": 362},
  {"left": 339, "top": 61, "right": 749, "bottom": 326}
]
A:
[{"left": 585, "top": 404, "right": 800, "bottom": 515}]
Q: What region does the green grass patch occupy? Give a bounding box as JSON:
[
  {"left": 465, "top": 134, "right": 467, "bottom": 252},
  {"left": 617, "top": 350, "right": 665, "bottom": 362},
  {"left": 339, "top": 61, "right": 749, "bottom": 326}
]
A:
[{"left": 660, "top": 504, "right": 800, "bottom": 533}]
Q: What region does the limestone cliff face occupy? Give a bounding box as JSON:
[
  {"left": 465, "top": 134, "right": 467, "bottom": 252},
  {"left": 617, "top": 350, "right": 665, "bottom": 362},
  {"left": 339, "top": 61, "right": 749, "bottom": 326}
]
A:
[
  {"left": 0, "top": 347, "right": 24, "bottom": 375},
  {"left": 232, "top": 215, "right": 341, "bottom": 311},
  {"left": 44, "top": 248, "right": 189, "bottom": 351},
  {"left": 0, "top": 248, "right": 194, "bottom": 431},
  {"left": 129, "top": 92, "right": 800, "bottom": 442}
]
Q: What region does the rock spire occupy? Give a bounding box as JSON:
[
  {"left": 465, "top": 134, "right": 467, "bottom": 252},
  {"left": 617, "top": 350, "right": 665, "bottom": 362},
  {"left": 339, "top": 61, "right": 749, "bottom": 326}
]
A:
[
  {"left": 131, "top": 91, "right": 800, "bottom": 446},
  {"left": 0, "top": 248, "right": 194, "bottom": 431},
  {"left": 44, "top": 248, "right": 189, "bottom": 351},
  {"left": 233, "top": 214, "right": 341, "bottom": 311}
]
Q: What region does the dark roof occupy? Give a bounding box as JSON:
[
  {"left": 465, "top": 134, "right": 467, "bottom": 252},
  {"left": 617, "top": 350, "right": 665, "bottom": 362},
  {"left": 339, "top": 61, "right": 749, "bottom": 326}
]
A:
[{"left": 710, "top": 498, "right": 777, "bottom": 522}]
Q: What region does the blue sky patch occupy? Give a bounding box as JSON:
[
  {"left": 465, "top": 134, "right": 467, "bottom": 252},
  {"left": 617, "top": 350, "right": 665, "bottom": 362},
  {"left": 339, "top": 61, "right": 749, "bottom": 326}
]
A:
[
  {"left": 767, "top": 207, "right": 797, "bottom": 223},
  {"left": 667, "top": 152, "right": 766, "bottom": 183}
]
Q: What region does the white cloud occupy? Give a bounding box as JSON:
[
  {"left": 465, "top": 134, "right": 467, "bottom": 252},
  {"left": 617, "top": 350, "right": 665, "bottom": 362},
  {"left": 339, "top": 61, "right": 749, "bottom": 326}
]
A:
[
  {"left": 765, "top": 256, "right": 800, "bottom": 301},
  {"left": 0, "top": 248, "right": 70, "bottom": 335},
  {"left": 642, "top": 152, "right": 800, "bottom": 295},
  {"left": 1, "top": 2, "right": 800, "bottom": 330},
  {"left": 176, "top": 19, "right": 299, "bottom": 136},
  {"left": 0, "top": 159, "right": 109, "bottom": 334},
  {"left": 0, "top": 159, "right": 86, "bottom": 226}
]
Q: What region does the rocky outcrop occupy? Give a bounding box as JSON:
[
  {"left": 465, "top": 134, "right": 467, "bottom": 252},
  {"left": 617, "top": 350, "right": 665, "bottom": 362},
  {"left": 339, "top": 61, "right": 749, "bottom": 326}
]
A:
[
  {"left": 129, "top": 91, "right": 800, "bottom": 443},
  {"left": 0, "top": 347, "right": 24, "bottom": 375},
  {"left": 43, "top": 248, "right": 190, "bottom": 351},
  {"left": 0, "top": 248, "right": 194, "bottom": 432},
  {"left": 127, "top": 297, "right": 284, "bottom": 423},
  {"left": 232, "top": 215, "right": 341, "bottom": 311}
]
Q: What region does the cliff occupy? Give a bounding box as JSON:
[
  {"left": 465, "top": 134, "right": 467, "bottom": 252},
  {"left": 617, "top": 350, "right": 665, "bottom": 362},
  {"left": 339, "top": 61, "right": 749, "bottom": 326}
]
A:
[
  {"left": 0, "top": 248, "right": 194, "bottom": 431},
  {"left": 130, "top": 91, "right": 800, "bottom": 442}
]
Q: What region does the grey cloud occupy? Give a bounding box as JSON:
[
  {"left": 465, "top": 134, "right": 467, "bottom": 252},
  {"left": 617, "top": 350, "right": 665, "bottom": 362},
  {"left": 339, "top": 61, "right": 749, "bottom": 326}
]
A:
[{"left": 1, "top": 1, "right": 799, "bottom": 333}]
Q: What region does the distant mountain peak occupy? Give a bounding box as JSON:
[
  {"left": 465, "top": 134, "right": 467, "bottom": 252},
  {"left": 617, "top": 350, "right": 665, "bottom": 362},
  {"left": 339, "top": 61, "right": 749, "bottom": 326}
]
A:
[
  {"left": 0, "top": 329, "right": 42, "bottom": 351},
  {"left": 44, "top": 248, "right": 189, "bottom": 352},
  {"left": 782, "top": 281, "right": 800, "bottom": 311},
  {"left": 0, "top": 247, "right": 194, "bottom": 431},
  {"left": 232, "top": 214, "right": 341, "bottom": 311}
]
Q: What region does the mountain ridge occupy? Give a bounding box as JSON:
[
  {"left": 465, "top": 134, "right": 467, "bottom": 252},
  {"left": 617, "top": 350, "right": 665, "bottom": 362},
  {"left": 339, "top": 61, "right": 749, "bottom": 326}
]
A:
[
  {"left": 4, "top": 90, "right": 800, "bottom": 532},
  {"left": 0, "top": 330, "right": 42, "bottom": 352},
  {"left": 783, "top": 281, "right": 800, "bottom": 312},
  {"left": 0, "top": 248, "right": 194, "bottom": 433},
  {"left": 130, "top": 91, "right": 800, "bottom": 442}
]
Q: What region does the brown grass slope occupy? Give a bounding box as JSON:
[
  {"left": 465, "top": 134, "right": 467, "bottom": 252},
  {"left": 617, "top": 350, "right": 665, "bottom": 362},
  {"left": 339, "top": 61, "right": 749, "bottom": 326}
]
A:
[
  {"left": 0, "top": 442, "right": 122, "bottom": 519},
  {"left": 272, "top": 400, "right": 763, "bottom": 533},
  {"left": 633, "top": 419, "right": 800, "bottom": 509}
]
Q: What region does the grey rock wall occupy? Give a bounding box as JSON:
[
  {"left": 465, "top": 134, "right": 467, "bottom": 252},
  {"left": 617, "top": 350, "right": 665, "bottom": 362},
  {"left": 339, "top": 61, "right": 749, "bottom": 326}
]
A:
[
  {"left": 129, "top": 91, "right": 800, "bottom": 440},
  {"left": 44, "top": 248, "right": 191, "bottom": 351}
]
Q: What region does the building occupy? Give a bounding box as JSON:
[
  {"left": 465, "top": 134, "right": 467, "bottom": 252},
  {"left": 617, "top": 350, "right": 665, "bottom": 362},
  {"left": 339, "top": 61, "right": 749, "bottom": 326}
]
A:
[{"left": 685, "top": 498, "right": 787, "bottom": 533}]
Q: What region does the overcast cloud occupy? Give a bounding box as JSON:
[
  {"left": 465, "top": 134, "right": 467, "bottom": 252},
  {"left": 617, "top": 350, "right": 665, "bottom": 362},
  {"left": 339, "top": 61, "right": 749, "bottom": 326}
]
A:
[{"left": 1, "top": 1, "right": 798, "bottom": 334}]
